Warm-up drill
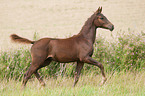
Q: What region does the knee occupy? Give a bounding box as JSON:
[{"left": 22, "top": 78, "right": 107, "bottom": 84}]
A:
[
  {"left": 98, "top": 62, "right": 104, "bottom": 69},
  {"left": 74, "top": 72, "right": 80, "bottom": 80},
  {"left": 23, "top": 72, "right": 30, "bottom": 80},
  {"left": 23, "top": 74, "right": 28, "bottom": 80}
]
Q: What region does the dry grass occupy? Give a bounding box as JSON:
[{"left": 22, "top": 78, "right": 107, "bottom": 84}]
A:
[
  {"left": 0, "top": 0, "right": 145, "bottom": 51},
  {"left": 0, "top": 72, "right": 145, "bottom": 96}
]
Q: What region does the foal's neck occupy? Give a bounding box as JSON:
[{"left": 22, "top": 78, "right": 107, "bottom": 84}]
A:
[{"left": 79, "top": 14, "right": 97, "bottom": 44}]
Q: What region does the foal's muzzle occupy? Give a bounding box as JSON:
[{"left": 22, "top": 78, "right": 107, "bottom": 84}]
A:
[
  {"left": 110, "top": 25, "right": 114, "bottom": 31},
  {"left": 107, "top": 24, "right": 114, "bottom": 31}
]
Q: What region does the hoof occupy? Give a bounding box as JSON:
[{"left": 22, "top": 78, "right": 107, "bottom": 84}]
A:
[
  {"left": 21, "top": 85, "right": 26, "bottom": 90},
  {"left": 99, "top": 78, "right": 107, "bottom": 86},
  {"left": 41, "top": 82, "right": 46, "bottom": 87}
]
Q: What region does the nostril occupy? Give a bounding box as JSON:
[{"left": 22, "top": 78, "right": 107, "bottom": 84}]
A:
[
  {"left": 112, "top": 25, "right": 114, "bottom": 30},
  {"left": 111, "top": 25, "right": 114, "bottom": 30},
  {"left": 107, "top": 24, "right": 114, "bottom": 31},
  {"left": 109, "top": 25, "right": 114, "bottom": 31}
]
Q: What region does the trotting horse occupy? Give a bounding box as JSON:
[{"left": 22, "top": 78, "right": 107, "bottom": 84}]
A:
[{"left": 10, "top": 7, "right": 114, "bottom": 87}]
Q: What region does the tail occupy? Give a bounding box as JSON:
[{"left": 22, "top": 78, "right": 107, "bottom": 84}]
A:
[{"left": 10, "top": 34, "right": 35, "bottom": 44}]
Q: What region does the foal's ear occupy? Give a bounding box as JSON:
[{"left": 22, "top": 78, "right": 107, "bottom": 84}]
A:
[{"left": 95, "top": 6, "right": 102, "bottom": 14}]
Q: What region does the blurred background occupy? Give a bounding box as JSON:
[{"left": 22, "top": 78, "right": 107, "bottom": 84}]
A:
[{"left": 0, "top": 0, "right": 145, "bottom": 51}]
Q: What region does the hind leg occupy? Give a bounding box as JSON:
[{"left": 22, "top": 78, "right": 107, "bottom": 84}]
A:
[
  {"left": 33, "top": 71, "right": 45, "bottom": 86},
  {"left": 33, "top": 58, "right": 52, "bottom": 86},
  {"left": 22, "top": 65, "right": 38, "bottom": 87},
  {"left": 22, "top": 57, "right": 52, "bottom": 87}
]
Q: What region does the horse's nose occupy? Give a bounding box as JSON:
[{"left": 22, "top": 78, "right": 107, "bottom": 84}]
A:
[
  {"left": 110, "top": 25, "right": 114, "bottom": 31},
  {"left": 111, "top": 25, "right": 114, "bottom": 31}
]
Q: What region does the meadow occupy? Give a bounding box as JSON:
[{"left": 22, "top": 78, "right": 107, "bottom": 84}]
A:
[
  {"left": 0, "top": 0, "right": 145, "bottom": 95},
  {"left": 0, "top": 32, "right": 145, "bottom": 96},
  {"left": 0, "top": 72, "right": 144, "bottom": 96}
]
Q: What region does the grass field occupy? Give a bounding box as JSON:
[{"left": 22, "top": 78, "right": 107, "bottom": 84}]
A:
[
  {"left": 0, "top": 0, "right": 145, "bottom": 96},
  {"left": 0, "top": 32, "right": 145, "bottom": 96},
  {"left": 1, "top": 72, "right": 145, "bottom": 96}
]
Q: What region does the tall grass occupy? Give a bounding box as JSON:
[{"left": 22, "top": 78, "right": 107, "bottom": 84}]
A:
[
  {"left": 0, "top": 72, "right": 145, "bottom": 96},
  {"left": 94, "top": 31, "right": 145, "bottom": 72},
  {"left": 0, "top": 32, "right": 145, "bottom": 80}
]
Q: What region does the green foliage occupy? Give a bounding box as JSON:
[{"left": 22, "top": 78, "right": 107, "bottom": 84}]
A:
[
  {"left": 0, "top": 49, "right": 31, "bottom": 80},
  {"left": 93, "top": 32, "right": 145, "bottom": 72},
  {"left": 0, "top": 32, "right": 145, "bottom": 80}
]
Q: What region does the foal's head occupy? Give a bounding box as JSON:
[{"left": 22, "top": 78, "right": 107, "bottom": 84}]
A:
[{"left": 93, "top": 7, "right": 114, "bottom": 31}]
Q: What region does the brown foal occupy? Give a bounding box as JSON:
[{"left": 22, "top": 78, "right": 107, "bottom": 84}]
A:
[{"left": 10, "top": 7, "right": 114, "bottom": 87}]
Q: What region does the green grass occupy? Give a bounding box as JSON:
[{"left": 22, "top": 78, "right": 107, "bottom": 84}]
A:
[
  {"left": 0, "top": 72, "right": 145, "bottom": 96},
  {"left": 0, "top": 32, "right": 145, "bottom": 95},
  {"left": 0, "top": 32, "right": 145, "bottom": 80}
]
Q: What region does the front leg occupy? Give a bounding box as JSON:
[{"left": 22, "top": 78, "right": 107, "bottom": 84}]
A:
[
  {"left": 73, "top": 62, "right": 84, "bottom": 87},
  {"left": 83, "top": 56, "right": 107, "bottom": 85}
]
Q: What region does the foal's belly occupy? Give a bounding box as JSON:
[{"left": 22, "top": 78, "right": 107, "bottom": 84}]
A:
[
  {"left": 48, "top": 39, "right": 80, "bottom": 63},
  {"left": 49, "top": 46, "right": 79, "bottom": 63},
  {"left": 52, "top": 50, "right": 79, "bottom": 63}
]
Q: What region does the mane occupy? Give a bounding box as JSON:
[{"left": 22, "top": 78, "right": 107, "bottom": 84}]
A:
[{"left": 79, "top": 13, "right": 96, "bottom": 34}]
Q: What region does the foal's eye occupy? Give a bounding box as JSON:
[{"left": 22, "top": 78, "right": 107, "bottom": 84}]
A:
[{"left": 100, "top": 17, "right": 104, "bottom": 20}]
